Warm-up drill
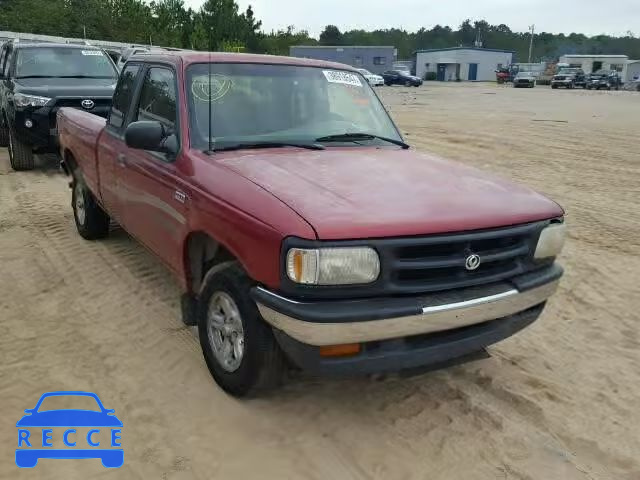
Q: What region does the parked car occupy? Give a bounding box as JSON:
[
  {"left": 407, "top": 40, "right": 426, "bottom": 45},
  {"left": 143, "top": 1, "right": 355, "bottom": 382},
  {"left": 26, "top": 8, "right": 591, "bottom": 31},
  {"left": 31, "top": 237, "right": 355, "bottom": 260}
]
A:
[
  {"left": 0, "top": 40, "right": 118, "bottom": 170},
  {"left": 513, "top": 72, "right": 536, "bottom": 88},
  {"left": 58, "top": 51, "right": 565, "bottom": 397},
  {"left": 496, "top": 66, "right": 517, "bottom": 84},
  {"left": 382, "top": 70, "right": 423, "bottom": 87},
  {"left": 586, "top": 70, "right": 621, "bottom": 90},
  {"left": 356, "top": 68, "right": 384, "bottom": 86},
  {"left": 551, "top": 68, "right": 586, "bottom": 89},
  {"left": 623, "top": 80, "right": 640, "bottom": 92},
  {"left": 115, "top": 46, "right": 152, "bottom": 70},
  {"left": 103, "top": 48, "right": 123, "bottom": 69}
]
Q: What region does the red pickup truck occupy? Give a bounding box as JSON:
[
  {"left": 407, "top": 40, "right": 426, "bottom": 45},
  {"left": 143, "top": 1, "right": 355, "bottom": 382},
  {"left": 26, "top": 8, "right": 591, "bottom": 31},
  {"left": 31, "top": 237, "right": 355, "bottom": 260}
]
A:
[{"left": 57, "top": 52, "right": 566, "bottom": 396}]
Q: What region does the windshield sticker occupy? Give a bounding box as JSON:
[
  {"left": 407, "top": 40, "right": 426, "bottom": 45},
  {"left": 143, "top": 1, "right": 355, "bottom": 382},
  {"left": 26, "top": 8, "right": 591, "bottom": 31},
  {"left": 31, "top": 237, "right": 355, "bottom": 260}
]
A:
[
  {"left": 81, "top": 50, "right": 103, "bottom": 56},
  {"left": 192, "top": 74, "right": 232, "bottom": 102},
  {"left": 323, "top": 70, "right": 362, "bottom": 87}
]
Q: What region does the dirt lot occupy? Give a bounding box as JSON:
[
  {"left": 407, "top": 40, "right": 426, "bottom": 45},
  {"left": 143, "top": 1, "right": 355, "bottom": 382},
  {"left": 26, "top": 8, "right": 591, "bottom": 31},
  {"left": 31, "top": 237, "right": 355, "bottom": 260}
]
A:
[{"left": 1, "top": 83, "right": 639, "bottom": 479}]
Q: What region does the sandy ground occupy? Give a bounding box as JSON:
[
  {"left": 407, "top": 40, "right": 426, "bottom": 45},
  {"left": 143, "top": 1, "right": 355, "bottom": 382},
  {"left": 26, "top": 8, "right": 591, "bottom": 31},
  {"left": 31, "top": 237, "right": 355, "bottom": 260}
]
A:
[{"left": 1, "top": 83, "right": 639, "bottom": 479}]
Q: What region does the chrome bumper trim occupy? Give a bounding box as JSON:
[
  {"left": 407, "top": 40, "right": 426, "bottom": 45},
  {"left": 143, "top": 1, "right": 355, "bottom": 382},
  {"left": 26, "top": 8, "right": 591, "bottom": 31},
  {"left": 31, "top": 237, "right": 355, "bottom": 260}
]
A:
[{"left": 257, "top": 280, "right": 559, "bottom": 346}]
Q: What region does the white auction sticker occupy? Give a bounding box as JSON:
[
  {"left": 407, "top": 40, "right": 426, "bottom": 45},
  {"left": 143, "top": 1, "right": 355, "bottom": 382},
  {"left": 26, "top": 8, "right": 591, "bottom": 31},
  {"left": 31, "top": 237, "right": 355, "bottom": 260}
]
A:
[
  {"left": 323, "top": 70, "right": 362, "bottom": 87},
  {"left": 81, "top": 50, "right": 103, "bottom": 56}
]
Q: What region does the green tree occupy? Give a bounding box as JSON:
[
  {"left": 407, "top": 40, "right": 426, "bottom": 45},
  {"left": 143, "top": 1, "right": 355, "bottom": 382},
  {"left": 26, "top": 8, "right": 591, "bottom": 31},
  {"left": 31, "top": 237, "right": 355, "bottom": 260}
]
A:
[{"left": 319, "top": 25, "right": 343, "bottom": 45}]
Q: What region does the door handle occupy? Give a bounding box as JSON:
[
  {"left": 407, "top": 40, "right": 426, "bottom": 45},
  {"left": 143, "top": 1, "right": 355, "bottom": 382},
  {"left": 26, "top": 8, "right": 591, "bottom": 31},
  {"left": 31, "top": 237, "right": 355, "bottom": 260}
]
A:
[{"left": 117, "top": 154, "right": 127, "bottom": 167}]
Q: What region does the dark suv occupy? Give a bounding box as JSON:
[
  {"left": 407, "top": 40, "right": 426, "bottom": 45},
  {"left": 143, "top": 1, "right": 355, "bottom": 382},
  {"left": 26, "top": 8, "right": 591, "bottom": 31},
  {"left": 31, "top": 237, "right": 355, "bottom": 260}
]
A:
[
  {"left": 551, "top": 68, "right": 587, "bottom": 89},
  {"left": 0, "top": 41, "right": 118, "bottom": 170}
]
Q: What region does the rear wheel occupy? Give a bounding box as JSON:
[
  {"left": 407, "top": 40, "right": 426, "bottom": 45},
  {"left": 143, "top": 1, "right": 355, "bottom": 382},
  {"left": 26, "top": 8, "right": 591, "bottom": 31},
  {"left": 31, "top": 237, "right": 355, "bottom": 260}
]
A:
[
  {"left": 198, "top": 263, "right": 286, "bottom": 397},
  {"left": 8, "top": 128, "right": 35, "bottom": 171},
  {"left": 72, "top": 174, "right": 110, "bottom": 240}
]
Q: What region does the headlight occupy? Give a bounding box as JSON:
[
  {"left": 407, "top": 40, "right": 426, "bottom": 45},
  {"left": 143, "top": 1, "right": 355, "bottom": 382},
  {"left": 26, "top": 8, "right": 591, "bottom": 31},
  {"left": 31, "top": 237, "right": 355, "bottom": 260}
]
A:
[
  {"left": 14, "top": 93, "right": 52, "bottom": 109},
  {"left": 286, "top": 247, "right": 380, "bottom": 285},
  {"left": 534, "top": 222, "right": 566, "bottom": 259}
]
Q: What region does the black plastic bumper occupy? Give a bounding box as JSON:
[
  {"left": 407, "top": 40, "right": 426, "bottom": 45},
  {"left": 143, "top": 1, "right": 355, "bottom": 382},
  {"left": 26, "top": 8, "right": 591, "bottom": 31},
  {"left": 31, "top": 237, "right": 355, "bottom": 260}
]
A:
[
  {"left": 12, "top": 106, "right": 110, "bottom": 152},
  {"left": 274, "top": 303, "right": 546, "bottom": 375},
  {"left": 254, "top": 264, "right": 562, "bottom": 375}
]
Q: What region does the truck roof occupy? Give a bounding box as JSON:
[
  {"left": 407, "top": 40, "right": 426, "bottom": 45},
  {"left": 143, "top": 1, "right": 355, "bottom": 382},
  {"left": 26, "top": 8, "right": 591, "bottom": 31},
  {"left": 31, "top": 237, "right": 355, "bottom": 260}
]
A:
[{"left": 128, "top": 50, "right": 358, "bottom": 71}]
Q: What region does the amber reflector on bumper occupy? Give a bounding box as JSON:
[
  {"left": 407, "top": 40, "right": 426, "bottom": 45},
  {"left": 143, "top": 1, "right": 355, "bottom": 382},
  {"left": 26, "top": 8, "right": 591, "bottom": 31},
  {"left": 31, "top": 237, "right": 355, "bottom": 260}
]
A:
[{"left": 319, "top": 343, "right": 361, "bottom": 357}]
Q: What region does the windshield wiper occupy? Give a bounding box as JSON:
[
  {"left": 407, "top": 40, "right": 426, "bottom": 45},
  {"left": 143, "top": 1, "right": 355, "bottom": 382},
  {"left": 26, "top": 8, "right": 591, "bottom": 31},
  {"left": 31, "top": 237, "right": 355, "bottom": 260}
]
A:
[
  {"left": 55, "top": 75, "right": 115, "bottom": 79},
  {"left": 15, "top": 75, "right": 54, "bottom": 79},
  {"left": 210, "top": 141, "right": 325, "bottom": 153},
  {"left": 315, "top": 133, "right": 410, "bottom": 149},
  {"left": 16, "top": 75, "right": 114, "bottom": 79}
]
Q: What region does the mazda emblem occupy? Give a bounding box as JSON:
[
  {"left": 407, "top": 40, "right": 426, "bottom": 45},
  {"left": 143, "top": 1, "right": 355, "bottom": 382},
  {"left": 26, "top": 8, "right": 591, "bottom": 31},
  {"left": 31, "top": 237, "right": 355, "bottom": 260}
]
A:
[
  {"left": 465, "top": 253, "right": 481, "bottom": 271},
  {"left": 81, "top": 99, "right": 95, "bottom": 110}
]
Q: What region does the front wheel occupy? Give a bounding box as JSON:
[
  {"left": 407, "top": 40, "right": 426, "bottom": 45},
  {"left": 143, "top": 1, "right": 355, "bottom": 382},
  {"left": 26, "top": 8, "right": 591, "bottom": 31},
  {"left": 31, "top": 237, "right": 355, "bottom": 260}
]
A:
[
  {"left": 198, "top": 263, "right": 286, "bottom": 397},
  {"left": 8, "top": 128, "right": 35, "bottom": 171},
  {"left": 72, "top": 175, "right": 110, "bottom": 240},
  {"left": 404, "top": 80, "right": 412, "bottom": 87}
]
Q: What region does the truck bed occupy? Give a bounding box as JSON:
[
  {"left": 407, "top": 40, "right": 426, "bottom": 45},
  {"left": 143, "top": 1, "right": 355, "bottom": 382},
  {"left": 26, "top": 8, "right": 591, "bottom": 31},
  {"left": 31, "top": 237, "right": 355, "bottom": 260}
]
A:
[{"left": 57, "top": 108, "right": 106, "bottom": 196}]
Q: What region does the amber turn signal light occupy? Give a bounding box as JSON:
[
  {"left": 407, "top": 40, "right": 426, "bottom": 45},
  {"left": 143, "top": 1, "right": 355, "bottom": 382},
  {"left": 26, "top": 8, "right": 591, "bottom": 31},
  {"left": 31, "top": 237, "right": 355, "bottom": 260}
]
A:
[{"left": 319, "top": 343, "right": 361, "bottom": 358}]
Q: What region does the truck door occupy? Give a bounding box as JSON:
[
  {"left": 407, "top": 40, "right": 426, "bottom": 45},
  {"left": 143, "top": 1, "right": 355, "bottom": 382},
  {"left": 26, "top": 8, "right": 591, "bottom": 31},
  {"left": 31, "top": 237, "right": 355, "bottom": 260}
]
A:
[
  {"left": 99, "top": 63, "right": 142, "bottom": 222},
  {"left": 117, "top": 65, "right": 188, "bottom": 275}
]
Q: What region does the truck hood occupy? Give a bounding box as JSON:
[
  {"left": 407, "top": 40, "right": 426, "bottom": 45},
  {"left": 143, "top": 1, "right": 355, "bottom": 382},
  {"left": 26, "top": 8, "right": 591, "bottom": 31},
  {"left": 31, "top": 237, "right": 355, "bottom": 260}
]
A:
[
  {"left": 220, "top": 147, "right": 564, "bottom": 240},
  {"left": 14, "top": 77, "right": 117, "bottom": 97}
]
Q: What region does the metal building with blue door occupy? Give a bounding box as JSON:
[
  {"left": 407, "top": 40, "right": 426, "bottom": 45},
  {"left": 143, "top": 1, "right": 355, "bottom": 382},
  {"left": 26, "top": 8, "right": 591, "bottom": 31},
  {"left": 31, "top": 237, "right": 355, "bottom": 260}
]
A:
[
  {"left": 290, "top": 46, "right": 396, "bottom": 74},
  {"left": 414, "top": 47, "right": 514, "bottom": 81}
]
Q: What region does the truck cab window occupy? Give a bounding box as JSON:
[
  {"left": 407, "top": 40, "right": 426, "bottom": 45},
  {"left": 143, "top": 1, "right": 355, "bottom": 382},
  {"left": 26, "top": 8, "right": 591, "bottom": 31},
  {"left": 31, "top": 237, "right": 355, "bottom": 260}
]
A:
[
  {"left": 108, "top": 64, "right": 140, "bottom": 129},
  {"left": 135, "top": 67, "right": 177, "bottom": 130}
]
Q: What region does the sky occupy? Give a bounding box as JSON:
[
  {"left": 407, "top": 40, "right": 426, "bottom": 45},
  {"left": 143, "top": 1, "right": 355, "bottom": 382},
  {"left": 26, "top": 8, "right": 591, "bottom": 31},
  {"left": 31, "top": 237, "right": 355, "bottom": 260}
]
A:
[{"left": 184, "top": 0, "right": 638, "bottom": 38}]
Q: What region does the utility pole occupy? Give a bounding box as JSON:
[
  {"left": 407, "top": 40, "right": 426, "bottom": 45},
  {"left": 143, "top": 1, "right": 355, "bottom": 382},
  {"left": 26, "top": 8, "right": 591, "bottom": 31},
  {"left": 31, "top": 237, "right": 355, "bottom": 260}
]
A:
[
  {"left": 83, "top": 25, "right": 87, "bottom": 39},
  {"left": 528, "top": 24, "right": 535, "bottom": 63}
]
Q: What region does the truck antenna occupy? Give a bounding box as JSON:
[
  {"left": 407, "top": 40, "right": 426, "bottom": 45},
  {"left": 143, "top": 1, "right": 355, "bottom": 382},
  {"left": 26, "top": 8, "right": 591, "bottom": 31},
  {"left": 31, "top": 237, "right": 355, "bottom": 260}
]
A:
[{"left": 206, "top": 27, "right": 214, "bottom": 155}]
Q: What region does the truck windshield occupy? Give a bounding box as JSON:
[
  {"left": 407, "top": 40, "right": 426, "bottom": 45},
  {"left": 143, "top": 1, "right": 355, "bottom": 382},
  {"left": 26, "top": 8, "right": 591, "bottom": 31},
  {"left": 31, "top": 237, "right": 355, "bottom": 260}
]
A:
[
  {"left": 15, "top": 47, "right": 117, "bottom": 79},
  {"left": 186, "top": 63, "right": 402, "bottom": 150}
]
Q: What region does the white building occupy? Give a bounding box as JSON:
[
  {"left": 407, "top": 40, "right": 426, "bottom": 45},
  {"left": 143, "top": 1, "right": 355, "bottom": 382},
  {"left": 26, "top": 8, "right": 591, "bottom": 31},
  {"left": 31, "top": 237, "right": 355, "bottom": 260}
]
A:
[
  {"left": 415, "top": 47, "right": 514, "bottom": 81},
  {"left": 559, "top": 54, "right": 628, "bottom": 75}
]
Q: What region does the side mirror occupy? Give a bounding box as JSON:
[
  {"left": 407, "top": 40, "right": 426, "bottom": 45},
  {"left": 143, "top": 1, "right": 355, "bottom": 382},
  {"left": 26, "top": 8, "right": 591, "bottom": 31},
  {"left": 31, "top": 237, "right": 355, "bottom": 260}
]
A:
[{"left": 125, "top": 121, "right": 177, "bottom": 155}]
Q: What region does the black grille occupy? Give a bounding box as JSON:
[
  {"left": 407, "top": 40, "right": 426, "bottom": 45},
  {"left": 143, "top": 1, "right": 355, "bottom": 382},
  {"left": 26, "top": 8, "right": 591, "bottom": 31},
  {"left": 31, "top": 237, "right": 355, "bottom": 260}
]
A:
[
  {"left": 386, "top": 223, "right": 538, "bottom": 292},
  {"left": 280, "top": 221, "right": 549, "bottom": 300}
]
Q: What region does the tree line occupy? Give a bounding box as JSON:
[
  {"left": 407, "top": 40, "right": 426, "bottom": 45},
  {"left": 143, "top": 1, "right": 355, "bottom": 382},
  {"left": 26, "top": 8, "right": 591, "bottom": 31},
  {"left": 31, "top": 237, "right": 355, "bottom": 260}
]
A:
[{"left": 2, "top": 0, "right": 639, "bottom": 61}]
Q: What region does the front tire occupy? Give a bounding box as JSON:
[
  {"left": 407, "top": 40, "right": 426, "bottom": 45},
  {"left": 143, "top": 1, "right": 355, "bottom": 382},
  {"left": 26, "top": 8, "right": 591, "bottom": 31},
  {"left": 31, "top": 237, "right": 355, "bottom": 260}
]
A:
[
  {"left": 72, "top": 175, "right": 110, "bottom": 240},
  {"left": 198, "top": 263, "right": 285, "bottom": 397},
  {"left": 8, "top": 128, "right": 35, "bottom": 171}
]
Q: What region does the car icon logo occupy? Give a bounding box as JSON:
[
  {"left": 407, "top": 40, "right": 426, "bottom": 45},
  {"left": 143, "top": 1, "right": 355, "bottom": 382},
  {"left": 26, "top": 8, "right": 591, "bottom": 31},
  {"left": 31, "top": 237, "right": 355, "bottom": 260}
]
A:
[
  {"left": 465, "top": 253, "right": 481, "bottom": 271},
  {"left": 81, "top": 99, "right": 95, "bottom": 110},
  {"left": 16, "top": 391, "right": 123, "bottom": 468}
]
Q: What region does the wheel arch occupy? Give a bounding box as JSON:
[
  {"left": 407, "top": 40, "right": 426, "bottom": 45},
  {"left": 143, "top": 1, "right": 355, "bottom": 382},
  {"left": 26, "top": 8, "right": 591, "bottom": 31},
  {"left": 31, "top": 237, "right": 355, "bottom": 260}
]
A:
[
  {"left": 61, "top": 148, "right": 79, "bottom": 176},
  {"left": 183, "top": 230, "right": 246, "bottom": 294}
]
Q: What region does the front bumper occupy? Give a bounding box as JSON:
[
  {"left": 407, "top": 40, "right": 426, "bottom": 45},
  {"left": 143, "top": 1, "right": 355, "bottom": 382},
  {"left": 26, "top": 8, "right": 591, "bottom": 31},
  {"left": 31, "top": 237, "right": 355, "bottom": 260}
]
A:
[
  {"left": 253, "top": 265, "right": 562, "bottom": 374},
  {"left": 12, "top": 104, "right": 110, "bottom": 151}
]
